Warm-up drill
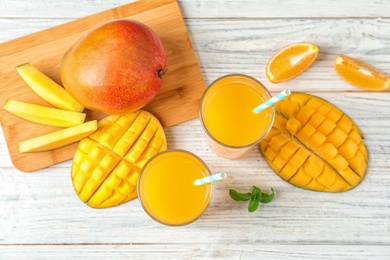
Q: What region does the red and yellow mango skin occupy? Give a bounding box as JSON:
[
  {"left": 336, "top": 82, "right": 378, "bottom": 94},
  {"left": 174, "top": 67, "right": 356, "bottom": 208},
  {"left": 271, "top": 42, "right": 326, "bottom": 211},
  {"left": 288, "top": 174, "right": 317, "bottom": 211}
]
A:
[{"left": 60, "top": 19, "right": 167, "bottom": 115}]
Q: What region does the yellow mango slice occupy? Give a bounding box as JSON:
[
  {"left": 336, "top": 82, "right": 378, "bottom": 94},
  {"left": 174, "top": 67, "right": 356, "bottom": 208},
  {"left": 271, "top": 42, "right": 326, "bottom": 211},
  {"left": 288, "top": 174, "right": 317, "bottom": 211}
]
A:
[
  {"left": 16, "top": 63, "right": 84, "bottom": 112},
  {"left": 19, "top": 120, "right": 97, "bottom": 153},
  {"left": 260, "top": 92, "right": 368, "bottom": 192},
  {"left": 3, "top": 99, "right": 86, "bottom": 127},
  {"left": 71, "top": 110, "right": 167, "bottom": 208}
]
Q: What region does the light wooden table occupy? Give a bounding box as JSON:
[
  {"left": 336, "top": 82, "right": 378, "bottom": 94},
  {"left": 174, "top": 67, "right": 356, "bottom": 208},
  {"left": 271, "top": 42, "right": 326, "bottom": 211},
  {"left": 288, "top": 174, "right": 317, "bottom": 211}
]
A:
[{"left": 1, "top": 0, "right": 390, "bottom": 259}]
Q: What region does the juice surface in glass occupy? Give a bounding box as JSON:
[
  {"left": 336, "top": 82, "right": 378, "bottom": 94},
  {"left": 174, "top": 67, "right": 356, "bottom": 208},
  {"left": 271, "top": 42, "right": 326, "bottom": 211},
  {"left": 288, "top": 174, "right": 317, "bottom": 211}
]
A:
[
  {"left": 200, "top": 74, "right": 275, "bottom": 159},
  {"left": 137, "top": 150, "right": 212, "bottom": 226}
]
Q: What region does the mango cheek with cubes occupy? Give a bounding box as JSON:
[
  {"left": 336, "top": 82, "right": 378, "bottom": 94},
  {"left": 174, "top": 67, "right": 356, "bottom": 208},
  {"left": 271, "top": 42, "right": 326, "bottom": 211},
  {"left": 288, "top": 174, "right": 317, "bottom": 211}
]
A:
[
  {"left": 71, "top": 110, "right": 167, "bottom": 208},
  {"left": 260, "top": 92, "right": 368, "bottom": 192}
]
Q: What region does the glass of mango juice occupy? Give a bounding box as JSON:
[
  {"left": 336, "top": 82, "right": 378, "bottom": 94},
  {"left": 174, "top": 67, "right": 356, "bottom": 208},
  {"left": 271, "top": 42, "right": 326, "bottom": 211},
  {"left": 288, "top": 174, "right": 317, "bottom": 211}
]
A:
[
  {"left": 137, "top": 149, "right": 213, "bottom": 226},
  {"left": 200, "top": 74, "right": 275, "bottom": 159}
]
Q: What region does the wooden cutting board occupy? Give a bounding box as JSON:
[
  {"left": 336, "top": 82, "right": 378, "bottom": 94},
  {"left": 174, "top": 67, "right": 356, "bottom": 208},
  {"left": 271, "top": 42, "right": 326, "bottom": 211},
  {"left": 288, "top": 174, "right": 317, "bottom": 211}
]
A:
[{"left": 0, "top": 0, "right": 205, "bottom": 172}]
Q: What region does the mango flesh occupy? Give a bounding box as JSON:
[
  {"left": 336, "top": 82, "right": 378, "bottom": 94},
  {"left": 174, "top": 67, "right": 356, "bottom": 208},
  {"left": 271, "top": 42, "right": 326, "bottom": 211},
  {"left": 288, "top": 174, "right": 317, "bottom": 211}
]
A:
[
  {"left": 260, "top": 92, "right": 368, "bottom": 192},
  {"left": 16, "top": 63, "right": 84, "bottom": 112},
  {"left": 60, "top": 19, "right": 167, "bottom": 115},
  {"left": 19, "top": 120, "right": 97, "bottom": 153},
  {"left": 3, "top": 99, "right": 86, "bottom": 127},
  {"left": 71, "top": 110, "right": 167, "bottom": 208}
]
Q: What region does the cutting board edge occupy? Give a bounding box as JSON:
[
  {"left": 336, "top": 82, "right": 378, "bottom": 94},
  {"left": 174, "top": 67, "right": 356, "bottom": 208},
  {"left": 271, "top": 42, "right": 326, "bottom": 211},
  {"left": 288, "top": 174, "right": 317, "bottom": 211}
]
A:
[
  {"left": 1, "top": 111, "right": 201, "bottom": 173},
  {"left": 0, "top": 0, "right": 206, "bottom": 172}
]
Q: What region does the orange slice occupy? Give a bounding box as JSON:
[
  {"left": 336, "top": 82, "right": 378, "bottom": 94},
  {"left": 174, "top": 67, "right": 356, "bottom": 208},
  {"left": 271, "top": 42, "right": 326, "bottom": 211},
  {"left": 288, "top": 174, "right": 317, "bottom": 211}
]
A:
[
  {"left": 334, "top": 54, "right": 390, "bottom": 91},
  {"left": 266, "top": 42, "right": 319, "bottom": 83}
]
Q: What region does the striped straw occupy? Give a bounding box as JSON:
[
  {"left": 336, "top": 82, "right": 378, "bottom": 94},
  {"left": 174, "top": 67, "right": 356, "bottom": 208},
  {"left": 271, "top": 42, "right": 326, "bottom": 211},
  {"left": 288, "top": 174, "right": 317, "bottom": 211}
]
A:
[
  {"left": 194, "top": 172, "right": 227, "bottom": 186},
  {"left": 253, "top": 89, "right": 291, "bottom": 113}
]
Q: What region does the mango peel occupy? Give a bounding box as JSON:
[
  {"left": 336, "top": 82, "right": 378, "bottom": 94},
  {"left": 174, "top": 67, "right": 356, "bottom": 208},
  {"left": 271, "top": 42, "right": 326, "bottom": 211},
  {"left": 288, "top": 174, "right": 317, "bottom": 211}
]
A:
[
  {"left": 260, "top": 92, "right": 368, "bottom": 192},
  {"left": 71, "top": 110, "right": 167, "bottom": 208}
]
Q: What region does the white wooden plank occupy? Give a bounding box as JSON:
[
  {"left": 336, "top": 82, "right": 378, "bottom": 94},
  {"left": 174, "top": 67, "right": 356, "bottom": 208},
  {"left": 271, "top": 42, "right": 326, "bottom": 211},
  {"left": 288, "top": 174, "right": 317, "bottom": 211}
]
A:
[
  {"left": 177, "top": 0, "right": 390, "bottom": 18},
  {"left": 1, "top": 0, "right": 390, "bottom": 18},
  {"left": 0, "top": 244, "right": 389, "bottom": 259},
  {"left": 0, "top": 0, "right": 135, "bottom": 18}
]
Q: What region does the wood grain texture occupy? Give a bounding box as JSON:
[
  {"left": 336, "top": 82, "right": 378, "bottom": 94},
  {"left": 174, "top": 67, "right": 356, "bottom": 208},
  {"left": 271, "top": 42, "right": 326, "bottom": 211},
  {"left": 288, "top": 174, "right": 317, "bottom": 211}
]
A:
[
  {"left": 1, "top": 0, "right": 390, "bottom": 259},
  {"left": 1, "top": 0, "right": 390, "bottom": 18},
  {"left": 0, "top": 0, "right": 205, "bottom": 172},
  {"left": 0, "top": 244, "right": 389, "bottom": 259}
]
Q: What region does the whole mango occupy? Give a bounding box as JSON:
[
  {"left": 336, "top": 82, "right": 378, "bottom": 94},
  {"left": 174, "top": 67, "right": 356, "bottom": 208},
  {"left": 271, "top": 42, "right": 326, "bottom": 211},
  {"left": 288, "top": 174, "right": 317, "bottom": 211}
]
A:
[
  {"left": 71, "top": 110, "right": 167, "bottom": 208},
  {"left": 60, "top": 19, "right": 167, "bottom": 115},
  {"left": 260, "top": 92, "right": 368, "bottom": 192}
]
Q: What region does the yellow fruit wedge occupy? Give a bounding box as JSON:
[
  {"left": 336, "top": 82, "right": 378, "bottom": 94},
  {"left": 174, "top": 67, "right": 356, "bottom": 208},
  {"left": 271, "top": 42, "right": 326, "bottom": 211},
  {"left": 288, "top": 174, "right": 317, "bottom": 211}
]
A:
[
  {"left": 15, "top": 63, "right": 84, "bottom": 112},
  {"left": 19, "top": 120, "right": 97, "bottom": 153},
  {"left": 260, "top": 92, "right": 368, "bottom": 193},
  {"left": 3, "top": 99, "right": 86, "bottom": 127},
  {"left": 334, "top": 54, "right": 390, "bottom": 91},
  {"left": 266, "top": 42, "right": 319, "bottom": 83},
  {"left": 71, "top": 110, "right": 167, "bottom": 208}
]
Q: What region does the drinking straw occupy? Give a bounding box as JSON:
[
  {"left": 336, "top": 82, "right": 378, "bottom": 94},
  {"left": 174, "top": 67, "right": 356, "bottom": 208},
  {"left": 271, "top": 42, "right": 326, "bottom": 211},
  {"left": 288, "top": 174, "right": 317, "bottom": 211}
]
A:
[
  {"left": 253, "top": 89, "right": 291, "bottom": 113},
  {"left": 194, "top": 172, "right": 227, "bottom": 186}
]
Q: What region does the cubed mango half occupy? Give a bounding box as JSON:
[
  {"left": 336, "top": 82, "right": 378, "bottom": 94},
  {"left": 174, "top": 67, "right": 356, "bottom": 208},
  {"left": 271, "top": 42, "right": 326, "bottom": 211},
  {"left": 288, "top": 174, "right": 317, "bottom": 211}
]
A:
[
  {"left": 260, "top": 92, "right": 368, "bottom": 192},
  {"left": 71, "top": 110, "right": 167, "bottom": 208}
]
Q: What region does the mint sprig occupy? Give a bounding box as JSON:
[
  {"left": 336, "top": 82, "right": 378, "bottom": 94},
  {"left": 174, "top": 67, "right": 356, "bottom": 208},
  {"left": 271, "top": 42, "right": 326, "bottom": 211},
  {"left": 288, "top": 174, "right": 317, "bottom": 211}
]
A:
[
  {"left": 229, "top": 186, "right": 275, "bottom": 212},
  {"left": 228, "top": 189, "right": 252, "bottom": 201}
]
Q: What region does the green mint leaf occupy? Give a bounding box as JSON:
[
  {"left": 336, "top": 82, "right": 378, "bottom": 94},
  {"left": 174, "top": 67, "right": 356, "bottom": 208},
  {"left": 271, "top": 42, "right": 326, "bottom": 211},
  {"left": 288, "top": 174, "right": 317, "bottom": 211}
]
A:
[
  {"left": 229, "top": 189, "right": 252, "bottom": 201},
  {"left": 251, "top": 186, "right": 262, "bottom": 202},
  {"left": 248, "top": 197, "right": 259, "bottom": 212},
  {"left": 229, "top": 186, "right": 276, "bottom": 213},
  {"left": 260, "top": 187, "right": 275, "bottom": 203}
]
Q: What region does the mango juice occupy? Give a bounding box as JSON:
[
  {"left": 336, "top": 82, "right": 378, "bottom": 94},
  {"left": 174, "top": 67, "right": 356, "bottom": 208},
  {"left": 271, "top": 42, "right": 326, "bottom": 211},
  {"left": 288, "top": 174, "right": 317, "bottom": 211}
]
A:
[
  {"left": 137, "top": 150, "right": 212, "bottom": 226},
  {"left": 200, "top": 74, "right": 275, "bottom": 159}
]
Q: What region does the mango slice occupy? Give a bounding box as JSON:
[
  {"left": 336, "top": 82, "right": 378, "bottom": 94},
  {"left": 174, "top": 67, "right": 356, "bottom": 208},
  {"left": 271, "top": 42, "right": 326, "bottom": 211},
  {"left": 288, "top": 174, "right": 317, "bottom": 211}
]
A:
[
  {"left": 260, "top": 92, "right": 368, "bottom": 192},
  {"left": 16, "top": 63, "right": 84, "bottom": 112},
  {"left": 71, "top": 110, "right": 167, "bottom": 208},
  {"left": 19, "top": 120, "right": 97, "bottom": 153},
  {"left": 3, "top": 99, "right": 86, "bottom": 127}
]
